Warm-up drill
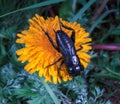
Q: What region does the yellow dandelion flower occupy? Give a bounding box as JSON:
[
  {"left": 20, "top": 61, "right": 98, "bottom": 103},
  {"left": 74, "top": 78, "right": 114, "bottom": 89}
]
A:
[{"left": 16, "top": 14, "right": 92, "bottom": 84}]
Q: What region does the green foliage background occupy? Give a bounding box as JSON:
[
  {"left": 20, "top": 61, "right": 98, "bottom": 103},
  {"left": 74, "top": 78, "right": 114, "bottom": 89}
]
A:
[{"left": 0, "top": 0, "right": 120, "bottom": 104}]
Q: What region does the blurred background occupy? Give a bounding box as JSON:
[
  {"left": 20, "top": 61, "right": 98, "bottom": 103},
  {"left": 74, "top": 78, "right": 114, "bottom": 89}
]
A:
[{"left": 0, "top": 0, "right": 120, "bottom": 104}]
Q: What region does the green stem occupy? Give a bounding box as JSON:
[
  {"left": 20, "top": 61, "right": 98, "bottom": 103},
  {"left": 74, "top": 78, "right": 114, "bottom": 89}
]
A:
[
  {"left": 105, "top": 67, "right": 120, "bottom": 78},
  {"left": 41, "top": 79, "right": 60, "bottom": 104},
  {"left": 92, "top": 73, "right": 120, "bottom": 80}
]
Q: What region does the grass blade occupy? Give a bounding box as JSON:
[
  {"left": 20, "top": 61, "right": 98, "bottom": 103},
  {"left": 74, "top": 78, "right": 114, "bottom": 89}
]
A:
[
  {"left": 71, "top": 0, "right": 96, "bottom": 22},
  {"left": 41, "top": 80, "right": 60, "bottom": 104},
  {"left": 105, "top": 67, "right": 120, "bottom": 78},
  {"left": 89, "top": 9, "right": 118, "bottom": 34},
  {"left": 0, "top": 0, "right": 63, "bottom": 18}
]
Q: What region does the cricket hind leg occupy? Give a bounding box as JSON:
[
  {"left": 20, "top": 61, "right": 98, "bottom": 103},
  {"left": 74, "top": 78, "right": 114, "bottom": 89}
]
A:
[
  {"left": 40, "top": 26, "right": 60, "bottom": 52},
  {"left": 45, "top": 57, "right": 63, "bottom": 68},
  {"left": 76, "top": 42, "right": 91, "bottom": 52},
  {"left": 76, "top": 42, "right": 91, "bottom": 63},
  {"left": 76, "top": 46, "right": 83, "bottom": 52},
  {"left": 59, "top": 60, "right": 64, "bottom": 69},
  {"left": 40, "top": 26, "right": 63, "bottom": 68}
]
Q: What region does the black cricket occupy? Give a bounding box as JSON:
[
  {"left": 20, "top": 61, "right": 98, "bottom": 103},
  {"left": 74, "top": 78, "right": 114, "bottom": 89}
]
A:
[{"left": 41, "top": 21, "right": 84, "bottom": 76}]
